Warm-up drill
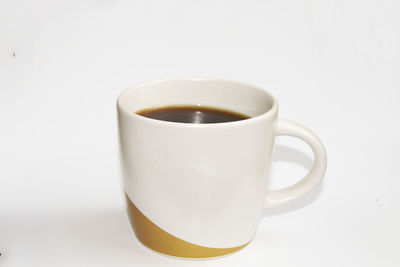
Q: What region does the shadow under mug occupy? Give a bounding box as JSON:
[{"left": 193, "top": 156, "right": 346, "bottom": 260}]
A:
[{"left": 117, "top": 78, "right": 327, "bottom": 259}]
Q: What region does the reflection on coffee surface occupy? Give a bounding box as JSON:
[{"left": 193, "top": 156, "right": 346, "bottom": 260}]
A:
[{"left": 136, "top": 105, "right": 250, "bottom": 124}]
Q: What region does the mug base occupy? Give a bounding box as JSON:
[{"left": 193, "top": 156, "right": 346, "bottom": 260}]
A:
[
  {"left": 125, "top": 195, "right": 249, "bottom": 259},
  {"left": 135, "top": 236, "right": 249, "bottom": 260}
]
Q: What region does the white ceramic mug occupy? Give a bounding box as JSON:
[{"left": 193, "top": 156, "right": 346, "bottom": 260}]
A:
[{"left": 117, "top": 78, "right": 327, "bottom": 259}]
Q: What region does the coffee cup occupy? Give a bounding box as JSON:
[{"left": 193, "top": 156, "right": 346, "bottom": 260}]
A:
[{"left": 117, "top": 78, "right": 327, "bottom": 259}]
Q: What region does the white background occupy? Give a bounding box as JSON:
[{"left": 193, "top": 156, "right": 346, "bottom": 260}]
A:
[{"left": 1, "top": 0, "right": 399, "bottom": 266}]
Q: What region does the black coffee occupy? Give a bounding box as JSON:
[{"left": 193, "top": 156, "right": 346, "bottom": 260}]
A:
[{"left": 136, "top": 105, "right": 249, "bottom": 124}]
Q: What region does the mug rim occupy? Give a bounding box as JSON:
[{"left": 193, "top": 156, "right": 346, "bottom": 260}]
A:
[{"left": 117, "top": 77, "right": 279, "bottom": 127}]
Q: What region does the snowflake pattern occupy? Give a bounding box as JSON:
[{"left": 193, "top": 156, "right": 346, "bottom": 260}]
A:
[
  {"left": 241, "top": 174, "right": 258, "bottom": 194},
  {"left": 150, "top": 151, "right": 167, "bottom": 168},
  {"left": 167, "top": 201, "right": 181, "bottom": 214}
]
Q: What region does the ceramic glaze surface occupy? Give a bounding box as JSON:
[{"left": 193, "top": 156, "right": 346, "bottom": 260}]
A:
[{"left": 117, "top": 78, "right": 327, "bottom": 258}]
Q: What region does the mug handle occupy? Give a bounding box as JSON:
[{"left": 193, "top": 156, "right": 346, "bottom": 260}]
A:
[{"left": 265, "top": 119, "right": 327, "bottom": 207}]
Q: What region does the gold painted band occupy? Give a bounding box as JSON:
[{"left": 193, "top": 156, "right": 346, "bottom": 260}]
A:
[{"left": 126, "top": 195, "right": 249, "bottom": 258}]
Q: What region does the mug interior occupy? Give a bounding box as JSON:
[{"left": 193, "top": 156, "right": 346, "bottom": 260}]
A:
[{"left": 118, "top": 78, "right": 276, "bottom": 119}]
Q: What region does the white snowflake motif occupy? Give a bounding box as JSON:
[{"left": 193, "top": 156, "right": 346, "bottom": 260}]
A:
[
  {"left": 167, "top": 201, "right": 181, "bottom": 215},
  {"left": 241, "top": 174, "right": 257, "bottom": 194},
  {"left": 150, "top": 152, "right": 167, "bottom": 168},
  {"left": 183, "top": 136, "right": 195, "bottom": 145}
]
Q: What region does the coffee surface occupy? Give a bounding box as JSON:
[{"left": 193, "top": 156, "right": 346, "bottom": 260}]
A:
[{"left": 136, "top": 105, "right": 249, "bottom": 123}]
